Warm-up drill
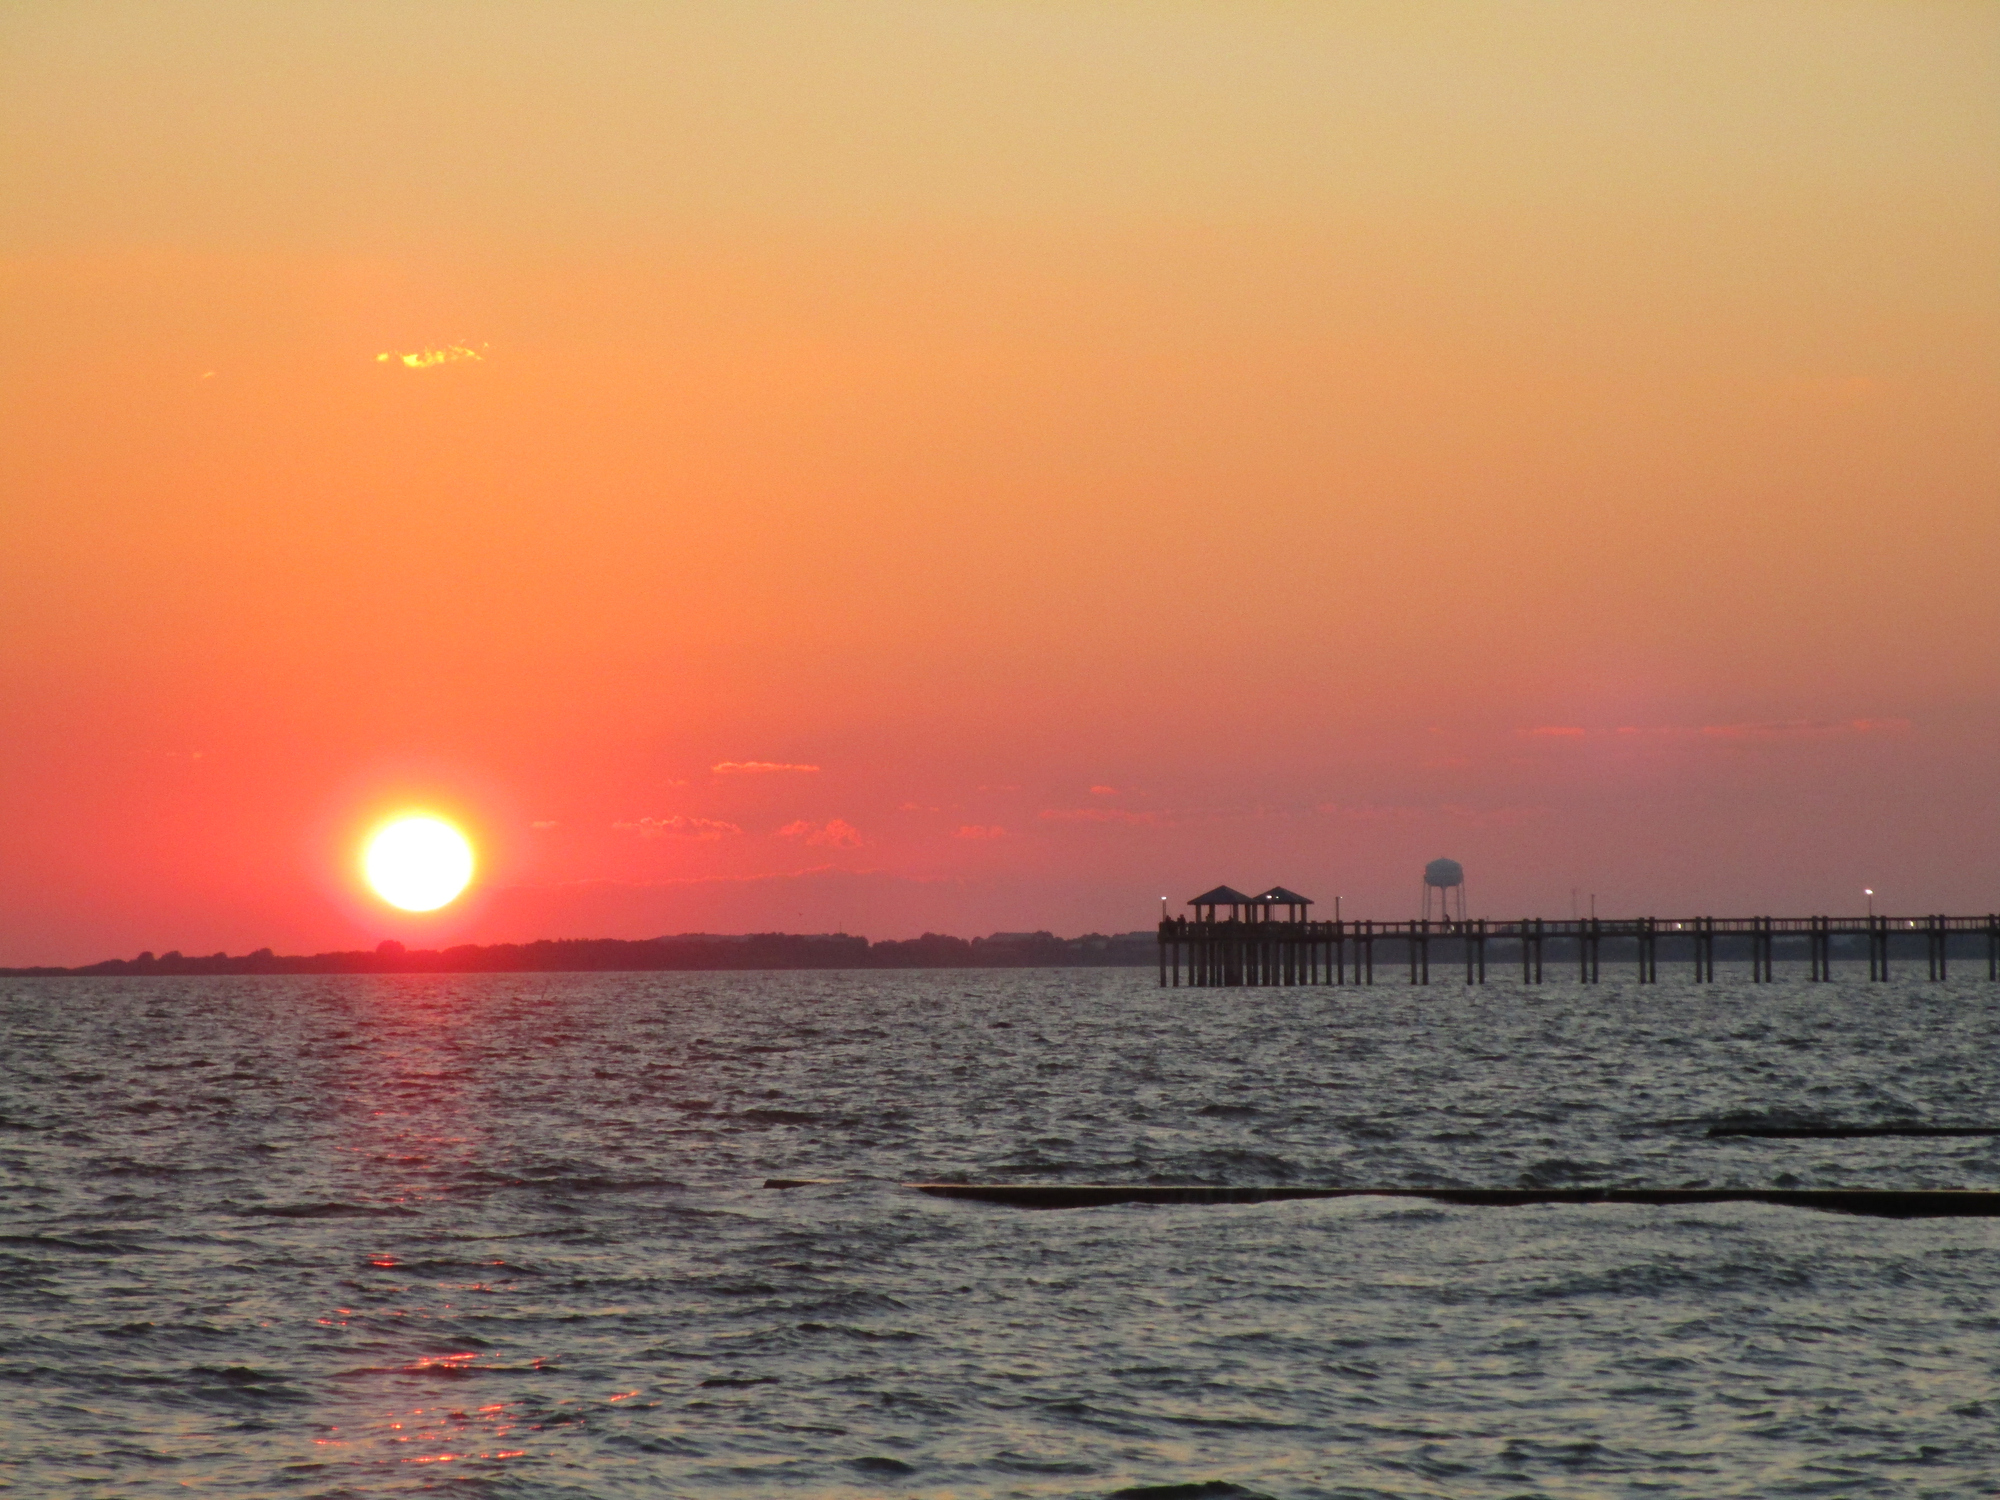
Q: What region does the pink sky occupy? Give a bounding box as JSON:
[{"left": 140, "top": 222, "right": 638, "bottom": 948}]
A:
[{"left": 3, "top": 3, "right": 1996, "bottom": 963}]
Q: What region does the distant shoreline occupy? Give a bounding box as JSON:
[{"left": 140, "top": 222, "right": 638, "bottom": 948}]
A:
[{"left": 0, "top": 930, "right": 1159, "bottom": 978}]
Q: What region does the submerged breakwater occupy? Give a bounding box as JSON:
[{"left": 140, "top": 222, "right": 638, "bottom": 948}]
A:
[{"left": 3, "top": 970, "right": 1997, "bottom": 1496}]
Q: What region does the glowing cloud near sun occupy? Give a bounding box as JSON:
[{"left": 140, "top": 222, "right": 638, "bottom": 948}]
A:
[
  {"left": 363, "top": 816, "right": 475, "bottom": 911},
  {"left": 376, "top": 344, "right": 485, "bottom": 369}
]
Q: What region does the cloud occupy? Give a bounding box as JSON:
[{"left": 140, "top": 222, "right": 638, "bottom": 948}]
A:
[
  {"left": 1316, "top": 801, "right": 1424, "bottom": 821},
  {"left": 976, "top": 784, "right": 1020, "bottom": 793},
  {"left": 712, "top": 761, "right": 821, "bottom": 775},
  {"left": 955, "top": 824, "right": 1006, "bottom": 839},
  {"left": 1316, "top": 801, "right": 1545, "bottom": 826},
  {"left": 376, "top": 343, "right": 485, "bottom": 369},
  {"left": 1088, "top": 784, "right": 1119, "bottom": 796},
  {"left": 1612, "top": 718, "right": 1913, "bottom": 741},
  {"left": 1522, "top": 719, "right": 1912, "bottom": 743},
  {"left": 1700, "top": 717, "right": 1910, "bottom": 740},
  {"left": 530, "top": 820, "right": 559, "bottom": 830},
  {"left": 1437, "top": 803, "right": 1549, "bottom": 827},
  {"left": 777, "top": 818, "right": 864, "bottom": 847},
  {"left": 613, "top": 816, "right": 743, "bottom": 839},
  {"left": 1038, "top": 807, "right": 1164, "bottom": 826}
]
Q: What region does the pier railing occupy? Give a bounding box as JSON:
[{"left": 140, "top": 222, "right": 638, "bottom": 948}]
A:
[{"left": 1156, "top": 915, "right": 2000, "bottom": 987}]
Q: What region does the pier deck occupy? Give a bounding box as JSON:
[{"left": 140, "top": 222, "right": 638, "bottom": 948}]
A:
[{"left": 1157, "top": 915, "right": 2000, "bottom": 986}]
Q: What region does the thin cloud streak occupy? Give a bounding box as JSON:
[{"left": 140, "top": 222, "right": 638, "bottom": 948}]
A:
[
  {"left": 1317, "top": 802, "right": 1547, "bottom": 827},
  {"left": 778, "top": 818, "right": 863, "bottom": 848},
  {"left": 1038, "top": 807, "right": 1165, "bottom": 826},
  {"left": 1685, "top": 718, "right": 1911, "bottom": 740},
  {"left": 613, "top": 815, "right": 743, "bottom": 839},
  {"left": 1521, "top": 719, "right": 1912, "bottom": 741}
]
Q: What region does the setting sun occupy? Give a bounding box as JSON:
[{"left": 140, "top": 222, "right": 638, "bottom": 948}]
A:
[{"left": 363, "top": 816, "right": 475, "bottom": 912}]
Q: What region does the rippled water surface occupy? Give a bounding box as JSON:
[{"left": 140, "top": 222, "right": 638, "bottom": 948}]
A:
[{"left": 3, "top": 969, "right": 1998, "bottom": 1497}]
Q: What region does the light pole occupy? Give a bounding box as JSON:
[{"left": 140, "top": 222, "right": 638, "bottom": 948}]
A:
[{"left": 1865, "top": 888, "right": 1874, "bottom": 919}]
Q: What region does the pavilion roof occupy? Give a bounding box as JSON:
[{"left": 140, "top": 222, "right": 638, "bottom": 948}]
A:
[
  {"left": 1186, "top": 885, "right": 1254, "bottom": 907},
  {"left": 1253, "top": 886, "right": 1314, "bottom": 906}
]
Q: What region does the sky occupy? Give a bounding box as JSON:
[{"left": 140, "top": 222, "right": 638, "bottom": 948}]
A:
[{"left": 3, "top": 1, "right": 1996, "bottom": 963}]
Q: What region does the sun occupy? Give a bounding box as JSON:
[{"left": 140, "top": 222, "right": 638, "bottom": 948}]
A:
[{"left": 363, "top": 816, "right": 475, "bottom": 912}]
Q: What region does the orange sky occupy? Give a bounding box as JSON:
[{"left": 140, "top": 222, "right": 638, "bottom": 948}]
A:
[{"left": 4, "top": 2, "right": 1996, "bottom": 963}]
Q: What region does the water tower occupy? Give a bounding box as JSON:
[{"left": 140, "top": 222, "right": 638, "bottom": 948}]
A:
[{"left": 1422, "top": 858, "right": 1466, "bottom": 924}]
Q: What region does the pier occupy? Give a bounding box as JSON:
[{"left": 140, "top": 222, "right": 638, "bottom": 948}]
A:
[{"left": 1158, "top": 888, "right": 2000, "bottom": 986}]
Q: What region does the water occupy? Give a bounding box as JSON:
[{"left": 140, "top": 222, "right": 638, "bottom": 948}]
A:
[{"left": 3, "top": 969, "right": 1997, "bottom": 1497}]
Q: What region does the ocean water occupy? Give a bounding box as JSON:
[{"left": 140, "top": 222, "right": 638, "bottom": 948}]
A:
[{"left": 2, "top": 968, "right": 1997, "bottom": 1498}]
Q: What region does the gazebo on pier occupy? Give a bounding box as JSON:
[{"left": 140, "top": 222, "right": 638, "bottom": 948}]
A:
[
  {"left": 1252, "top": 886, "right": 1314, "bottom": 922},
  {"left": 1167, "top": 883, "right": 1320, "bottom": 985},
  {"left": 1186, "top": 885, "right": 1255, "bottom": 922}
]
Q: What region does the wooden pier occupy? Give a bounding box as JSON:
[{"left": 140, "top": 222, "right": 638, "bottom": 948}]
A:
[{"left": 1157, "top": 911, "right": 2000, "bottom": 987}]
